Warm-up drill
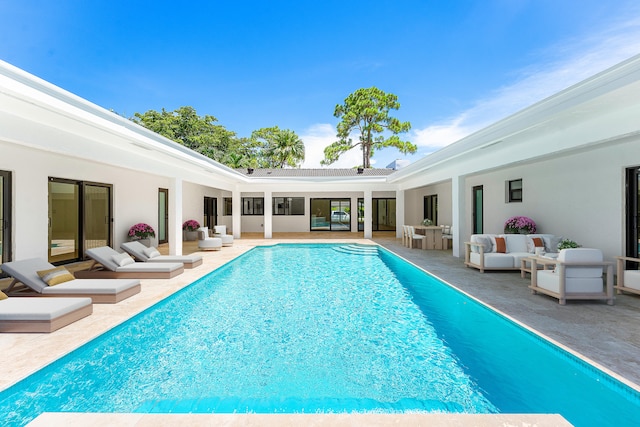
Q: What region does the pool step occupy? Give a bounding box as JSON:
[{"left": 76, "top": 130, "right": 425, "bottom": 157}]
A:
[{"left": 333, "top": 244, "right": 378, "bottom": 255}]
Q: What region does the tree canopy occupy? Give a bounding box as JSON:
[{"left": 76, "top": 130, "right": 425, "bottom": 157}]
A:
[
  {"left": 131, "top": 107, "right": 304, "bottom": 169},
  {"left": 251, "top": 126, "right": 305, "bottom": 168},
  {"left": 322, "top": 87, "right": 416, "bottom": 168}
]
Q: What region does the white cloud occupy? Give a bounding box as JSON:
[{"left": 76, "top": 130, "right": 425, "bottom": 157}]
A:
[
  {"left": 300, "top": 123, "right": 363, "bottom": 168},
  {"left": 410, "top": 14, "right": 640, "bottom": 155}
]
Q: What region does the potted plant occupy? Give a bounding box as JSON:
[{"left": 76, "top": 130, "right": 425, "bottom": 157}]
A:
[
  {"left": 504, "top": 216, "right": 536, "bottom": 234},
  {"left": 557, "top": 238, "right": 580, "bottom": 250},
  {"left": 182, "top": 219, "right": 200, "bottom": 241},
  {"left": 128, "top": 223, "right": 155, "bottom": 247},
  {"left": 421, "top": 218, "right": 433, "bottom": 226}
]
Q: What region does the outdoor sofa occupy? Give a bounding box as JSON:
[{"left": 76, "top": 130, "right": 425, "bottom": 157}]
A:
[
  {"left": 465, "top": 233, "right": 561, "bottom": 272},
  {"left": 121, "top": 241, "right": 203, "bottom": 269},
  {"left": 0, "top": 291, "right": 92, "bottom": 333},
  {"left": 2, "top": 258, "right": 141, "bottom": 303},
  {"left": 76, "top": 246, "right": 184, "bottom": 279}
]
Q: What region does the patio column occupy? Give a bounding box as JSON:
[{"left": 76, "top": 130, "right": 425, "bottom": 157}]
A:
[
  {"left": 232, "top": 188, "right": 241, "bottom": 239},
  {"left": 364, "top": 189, "right": 372, "bottom": 239},
  {"left": 452, "top": 174, "right": 465, "bottom": 258},
  {"left": 263, "top": 190, "right": 272, "bottom": 238},
  {"left": 395, "top": 189, "right": 405, "bottom": 239},
  {"left": 169, "top": 177, "right": 183, "bottom": 256}
]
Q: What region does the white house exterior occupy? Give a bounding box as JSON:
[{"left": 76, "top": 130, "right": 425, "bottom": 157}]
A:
[{"left": 1, "top": 55, "right": 639, "bottom": 268}]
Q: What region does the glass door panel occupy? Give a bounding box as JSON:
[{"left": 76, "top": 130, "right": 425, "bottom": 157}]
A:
[
  {"left": 158, "top": 189, "right": 168, "bottom": 244},
  {"left": 0, "top": 171, "right": 11, "bottom": 268},
  {"left": 473, "top": 185, "right": 483, "bottom": 234},
  {"left": 330, "top": 199, "right": 351, "bottom": 231},
  {"left": 84, "top": 183, "right": 111, "bottom": 251},
  {"left": 49, "top": 180, "right": 80, "bottom": 263},
  {"left": 203, "top": 196, "right": 217, "bottom": 230},
  {"left": 358, "top": 199, "right": 364, "bottom": 231},
  {"left": 310, "top": 199, "right": 330, "bottom": 230}
]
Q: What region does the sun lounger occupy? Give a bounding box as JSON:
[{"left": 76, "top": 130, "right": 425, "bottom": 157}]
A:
[
  {"left": 75, "top": 246, "right": 184, "bottom": 279},
  {"left": 120, "top": 241, "right": 203, "bottom": 269},
  {"left": 0, "top": 291, "right": 92, "bottom": 333},
  {"left": 1, "top": 258, "right": 141, "bottom": 303}
]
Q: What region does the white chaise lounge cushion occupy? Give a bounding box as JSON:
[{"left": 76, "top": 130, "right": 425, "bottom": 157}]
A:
[
  {"left": 86, "top": 247, "right": 183, "bottom": 273},
  {"left": 1, "top": 258, "right": 138, "bottom": 294},
  {"left": 121, "top": 241, "right": 202, "bottom": 265},
  {"left": 0, "top": 297, "right": 92, "bottom": 321}
]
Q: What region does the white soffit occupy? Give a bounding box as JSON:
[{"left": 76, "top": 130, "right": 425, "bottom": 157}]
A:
[{"left": 389, "top": 54, "right": 640, "bottom": 184}]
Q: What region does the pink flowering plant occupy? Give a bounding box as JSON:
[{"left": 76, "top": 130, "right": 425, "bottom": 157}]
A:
[
  {"left": 182, "top": 219, "right": 200, "bottom": 231},
  {"left": 504, "top": 216, "right": 536, "bottom": 234},
  {"left": 128, "top": 223, "right": 155, "bottom": 239}
]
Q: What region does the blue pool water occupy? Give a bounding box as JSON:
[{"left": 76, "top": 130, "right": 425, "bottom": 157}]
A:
[{"left": 0, "top": 244, "right": 639, "bottom": 426}]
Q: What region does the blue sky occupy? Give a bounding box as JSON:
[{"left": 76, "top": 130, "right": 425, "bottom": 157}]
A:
[{"left": 2, "top": 1, "right": 640, "bottom": 168}]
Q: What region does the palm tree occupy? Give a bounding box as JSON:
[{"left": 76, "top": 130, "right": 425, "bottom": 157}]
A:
[{"left": 268, "top": 129, "right": 305, "bottom": 168}]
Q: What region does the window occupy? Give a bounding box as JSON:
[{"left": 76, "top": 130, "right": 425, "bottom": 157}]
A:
[
  {"left": 508, "top": 179, "right": 523, "bottom": 202},
  {"left": 273, "top": 197, "right": 304, "bottom": 215},
  {"left": 223, "top": 197, "right": 233, "bottom": 216},
  {"left": 423, "top": 195, "right": 438, "bottom": 225},
  {"left": 242, "top": 197, "right": 264, "bottom": 215},
  {"left": 0, "top": 170, "right": 12, "bottom": 268}
]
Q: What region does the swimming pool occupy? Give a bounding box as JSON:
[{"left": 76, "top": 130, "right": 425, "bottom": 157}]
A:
[{"left": 0, "top": 244, "right": 639, "bottom": 426}]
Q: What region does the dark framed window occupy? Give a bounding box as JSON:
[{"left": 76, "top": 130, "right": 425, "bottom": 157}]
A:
[
  {"left": 508, "top": 179, "right": 523, "bottom": 203},
  {"left": 223, "top": 197, "right": 233, "bottom": 216},
  {"left": 242, "top": 197, "right": 264, "bottom": 215},
  {"left": 273, "top": 197, "right": 304, "bottom": 215},
  {"left": 0, "top": 170, "right": 12, "bottom": 269},
  {"left": 423, "top": 194, "right": 438, "bottom": 225}
]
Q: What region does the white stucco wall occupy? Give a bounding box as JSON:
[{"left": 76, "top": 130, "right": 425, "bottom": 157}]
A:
[
  {"left": 462, "top": 138, "right": 640, "bottom": 259},
  {"left": 404, "top": 181, "right": 453, "bottom": 227},
  {"left": 1, "top": 141, "right": 170, "bottom": 260}
]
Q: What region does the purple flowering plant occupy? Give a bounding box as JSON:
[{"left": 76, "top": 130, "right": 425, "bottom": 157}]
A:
[
  {"left": 182, "top": 219, "right": 200, "bottom": 231},
  {"left": 504, "top": 216, "right": 536, "bottom": 234},
  {"left": 128, "top": 223, "right": 155, "bottom": 239}
]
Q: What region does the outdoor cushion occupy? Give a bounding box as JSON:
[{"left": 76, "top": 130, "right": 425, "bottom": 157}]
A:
[
  {"left": 480, "top": 253, "right": 516, "bottom": 269},
  {"left": 504, "top": 234, "right": 528, "bottom": 253},
  {"left": 112, "top": 252, "right": 135, "bottom": 267},
  {"left": 37, "top": 266, "right": 75, "bottom": 286},
  {"left": 470, "top": 235, "right": 492, "bottom": 253},
  {"left": 143, "top": 246, "right": 161, "bottom": 259},
  {"left": 623, "top": 271, "right": 640, "bottom": 290},
  {"left": 0, "top": 297, "right": 92, "bottom": 321}
]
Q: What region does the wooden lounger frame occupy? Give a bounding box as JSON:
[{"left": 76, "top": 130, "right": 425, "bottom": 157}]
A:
[{"left": 0, "top": 303, "right": 93, "bottom": 333}]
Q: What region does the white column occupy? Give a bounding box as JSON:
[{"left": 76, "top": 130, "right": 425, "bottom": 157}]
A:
[
  {"left": 395, "top": 189, "right": 405, "bottom": 239},
  {"left": 169, "top": 177, "right": 183, "bottom": 256},
  {"left": 452, "top": 174, "right": 465, "bottom": 258},
  {"left": 364, "top": 189, "right": 372, "bottom": 239},
  {"left": 232, "top": 188, "right": 241, "bottom": 239},
  {"left": 263, "top": 190, "right": 272, "bottom": 238}
]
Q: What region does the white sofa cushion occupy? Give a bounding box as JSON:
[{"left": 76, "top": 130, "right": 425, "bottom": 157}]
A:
[
  {"left": 470, "top": 235, "right": 492, "bottom": 253},
  {"left": 537, "top": 271, "right": 603, "bottom": 293},
  {"left": 504, "top": 234, "right": 528, "bottom": 253},
  {"left": 481, "top": 253, "right": 516, "bottom": 268},
  {"left": 558, "top": 248, "right": 603, "bottom": 278},
  {"left": 624, "top": 271, "right": 640, "bottom": 290}
]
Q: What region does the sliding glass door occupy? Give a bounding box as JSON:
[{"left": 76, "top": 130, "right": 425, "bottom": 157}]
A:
[
  {"left": 84, "top": 183, "right": 112, "bottom": 251},
  {"left": 0, "top": 171, "right": 11, "bottom": 269},
  {"left": 158, "top": 189, "right": 168, "bottom": 244},
  {"left": 48, "top": 178, "right": 112, "bottom": 264},
  {"left": 310, "top": 198, "right": 351, "bottom": 231},
  {"left": 626, "top": 167, "right": 639, "bottom": 259}
]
